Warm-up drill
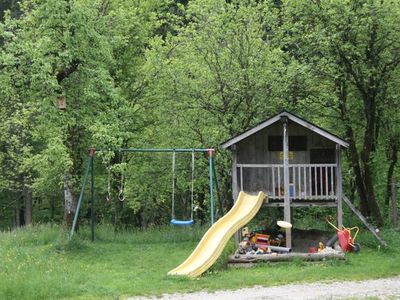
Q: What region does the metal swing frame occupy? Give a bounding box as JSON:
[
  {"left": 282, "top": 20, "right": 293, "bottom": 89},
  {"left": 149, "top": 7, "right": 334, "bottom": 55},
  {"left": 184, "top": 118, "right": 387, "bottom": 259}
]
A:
[{"left": 69, "top": 147, "right": 221, "bottom": 240}]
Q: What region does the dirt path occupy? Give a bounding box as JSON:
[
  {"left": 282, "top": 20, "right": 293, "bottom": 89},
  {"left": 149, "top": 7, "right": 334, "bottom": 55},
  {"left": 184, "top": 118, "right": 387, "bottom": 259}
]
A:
[{"left": 129, "top": 276, "right": 400, "bottom": 300}]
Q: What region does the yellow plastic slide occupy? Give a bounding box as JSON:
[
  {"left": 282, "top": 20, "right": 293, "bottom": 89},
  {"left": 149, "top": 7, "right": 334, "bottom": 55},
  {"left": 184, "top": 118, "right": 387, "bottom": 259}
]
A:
[{"left": 168, "top": 191, "right": 265, "bottom": 277}]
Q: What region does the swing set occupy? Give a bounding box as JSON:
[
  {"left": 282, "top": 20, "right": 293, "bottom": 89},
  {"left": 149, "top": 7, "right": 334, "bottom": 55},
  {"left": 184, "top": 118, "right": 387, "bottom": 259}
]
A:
[{"left": 69, "top": 147, "right": 222, "bottom": 241}]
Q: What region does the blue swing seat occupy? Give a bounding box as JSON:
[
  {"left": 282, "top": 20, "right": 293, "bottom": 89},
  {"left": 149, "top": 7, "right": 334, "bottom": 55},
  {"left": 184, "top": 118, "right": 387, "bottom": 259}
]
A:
[{"left": 170, "top": 219, "right": 195, "bottom": 226}]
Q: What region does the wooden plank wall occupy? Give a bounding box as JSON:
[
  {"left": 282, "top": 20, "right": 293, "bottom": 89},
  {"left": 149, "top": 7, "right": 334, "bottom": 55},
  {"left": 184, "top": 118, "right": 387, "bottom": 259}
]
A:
[{"left": 236, "top": 121, "right": 336, "bottom": 194}]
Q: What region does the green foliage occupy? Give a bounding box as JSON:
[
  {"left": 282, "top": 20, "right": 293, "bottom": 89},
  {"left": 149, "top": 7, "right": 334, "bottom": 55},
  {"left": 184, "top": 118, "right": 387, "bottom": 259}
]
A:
[
  {"left": 146, "top": 0, "right": 285, "bottom": 142},
  {"left": 0, "top": 0, "right": 174, "bottom": 227},
  {"left": 276, "top": 0, "right": 400, "bottom": 224},
  {"left": 0, "top": 0, "right": 399, "bottom": 229}
]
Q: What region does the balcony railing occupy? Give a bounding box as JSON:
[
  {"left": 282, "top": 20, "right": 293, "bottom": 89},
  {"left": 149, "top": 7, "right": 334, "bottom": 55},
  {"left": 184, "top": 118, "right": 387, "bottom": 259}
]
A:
[{"left": 237, "top": 163, "right": 337, "bottom": 200}]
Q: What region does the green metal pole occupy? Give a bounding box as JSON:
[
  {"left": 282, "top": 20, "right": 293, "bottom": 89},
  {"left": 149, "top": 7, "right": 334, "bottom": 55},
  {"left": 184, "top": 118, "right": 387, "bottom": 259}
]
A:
[
  {"left": 96, "top": 148, "right": 214, "bottom": 153},
  {"left": 69, "top": 156, "right": 92, "bottom": 239},
  {"left": 208, "top": 150, "right": 215, "bottom": 225},
  {"left": 90, "top": 153, "right": 95, "bottom": 242}
]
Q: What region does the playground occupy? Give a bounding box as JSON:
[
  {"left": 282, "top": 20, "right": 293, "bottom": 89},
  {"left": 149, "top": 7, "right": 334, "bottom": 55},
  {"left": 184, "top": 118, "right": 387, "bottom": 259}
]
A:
[
  {"left": 0, "top": 136, "right": 399, "bottom": 296},
  {"left": 65, "top": 111, "right": 388, "bottom": 279}
]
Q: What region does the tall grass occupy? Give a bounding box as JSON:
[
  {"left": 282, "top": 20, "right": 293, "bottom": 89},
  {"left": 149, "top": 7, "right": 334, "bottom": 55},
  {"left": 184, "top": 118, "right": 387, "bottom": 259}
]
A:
[
  {"left": 79, "top": 223, "right": 207, "bottom": 244},
  {"left": 0, "top": 224, "right": 65, "bottom": 247}
]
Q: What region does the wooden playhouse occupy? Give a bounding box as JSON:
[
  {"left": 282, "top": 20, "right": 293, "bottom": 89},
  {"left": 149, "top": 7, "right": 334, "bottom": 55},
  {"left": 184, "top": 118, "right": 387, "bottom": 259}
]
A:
[{"left": 221, "top": 110, "right": 349, "bottom": 248}]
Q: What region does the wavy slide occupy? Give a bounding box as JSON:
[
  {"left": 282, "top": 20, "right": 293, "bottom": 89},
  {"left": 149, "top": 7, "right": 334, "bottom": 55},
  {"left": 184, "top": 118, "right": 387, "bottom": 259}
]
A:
[{"left": 168, "top": 191, "right": 265, "bottom": 277}]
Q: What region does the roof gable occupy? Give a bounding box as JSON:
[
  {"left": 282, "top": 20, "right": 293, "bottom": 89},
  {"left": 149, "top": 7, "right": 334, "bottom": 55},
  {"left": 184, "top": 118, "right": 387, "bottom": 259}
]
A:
[{"left": 221, "top": 110, "right": 349, "bottom": 149}]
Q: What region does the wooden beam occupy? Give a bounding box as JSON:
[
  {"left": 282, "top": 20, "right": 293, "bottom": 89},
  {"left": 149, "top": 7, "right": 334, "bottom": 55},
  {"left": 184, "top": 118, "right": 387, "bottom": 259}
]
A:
[
  {"left": 335, "top": 144, "right": 343, "bottom": 229},
  {"left": 282, "top": 118, "right": 291, "bottom": 248},
  {"left": 264, "top": 201, "right": 337, "bottom": 208},
  {"left": 228, "top": 252, "right": 345, "bottom": 263},
  {"left": 342, "top": 195, "right": 388, "bottom": 247},
  {"left": 231, "top": 145, "right": 241, "bottom": 244},
  {"left": 231, "top": 145, "right": 239, "bottom": 202}
]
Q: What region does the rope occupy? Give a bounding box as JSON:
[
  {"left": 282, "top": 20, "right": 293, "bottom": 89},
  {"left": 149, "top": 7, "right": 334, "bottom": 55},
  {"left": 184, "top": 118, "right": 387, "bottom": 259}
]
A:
[
  {"left": 171, "top": 150, "right": 195, "bottom": 223},
  {"left": 190, "top": 150, "right": 195, "bottom": 220},
  {"left": 119, "top": 152, "right": 125, "bottom": 202},
  {"left": 171, "top": 150, "right": 176, "bottom": 219}
]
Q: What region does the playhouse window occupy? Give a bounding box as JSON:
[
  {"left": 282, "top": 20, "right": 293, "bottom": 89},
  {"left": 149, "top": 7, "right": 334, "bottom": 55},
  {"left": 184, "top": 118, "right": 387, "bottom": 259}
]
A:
[
  {"left": 268, "top": 136, "right": 307, "bottom": 151},
  {"left": 310, "top": 149, "right": 335, "bottom": 163}
]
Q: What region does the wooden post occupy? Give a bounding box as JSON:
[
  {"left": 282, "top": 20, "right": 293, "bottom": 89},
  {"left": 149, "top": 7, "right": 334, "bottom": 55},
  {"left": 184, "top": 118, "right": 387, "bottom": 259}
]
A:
[
  {"left": 232, "top": 145, "right": 239, "bottom": 202},
  {"left": 335, "top": 144, "right": 343, "bottom": 229},
  {"left": 391, "top": 175, "right": 398, "bottom": 226},
  {"left": 88, "top": 147, "right": 96, "bottom": 242},
  {"left": 343, "top": 196, "right": 387, "bottom": 246},
  {"left": 282, "top": 117, "right": 291, "bottom": 248},
  {"left": 231, "top": 145, "right": 241, "bottom": 244},
  {"left": 208, "top": 149, "right": 215, "bottom": 225}
]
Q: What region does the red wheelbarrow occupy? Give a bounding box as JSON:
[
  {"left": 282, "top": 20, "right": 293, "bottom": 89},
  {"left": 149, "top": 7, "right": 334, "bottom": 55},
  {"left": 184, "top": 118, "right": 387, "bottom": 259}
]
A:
[{"left": 326, "top": 219, "right": 360, "bottom": 252}]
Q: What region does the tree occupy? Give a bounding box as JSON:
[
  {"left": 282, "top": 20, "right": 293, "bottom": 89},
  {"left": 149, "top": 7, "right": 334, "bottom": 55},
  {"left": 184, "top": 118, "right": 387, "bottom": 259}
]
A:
[
  {"left": 143, "top": 0, "right": 288, "bottom": 209},
  {"left": 0, "top": 0, "right": 166, "bottom": 228},
  {"left": 279, "top": 0, "right": 400, "bottom": 225}
]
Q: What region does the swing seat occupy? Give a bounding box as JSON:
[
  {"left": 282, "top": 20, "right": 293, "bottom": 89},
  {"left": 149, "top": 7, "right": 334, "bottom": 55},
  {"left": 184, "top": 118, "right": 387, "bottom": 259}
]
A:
[{"left": 170, "top": 219, "right": 194, "bottom": 226}]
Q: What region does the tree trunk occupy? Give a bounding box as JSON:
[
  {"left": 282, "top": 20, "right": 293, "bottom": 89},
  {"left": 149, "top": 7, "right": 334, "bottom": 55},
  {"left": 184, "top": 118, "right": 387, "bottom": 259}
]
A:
[
  {"left": 24, "top": 184, "right": 32, "bottom": 226},
  {"left": 228, "top": 252, "right": 345, "bottom": 263},
  {"left": 360, "top": 93, "right": 383, "bottom": 226},
  {"left": 336, "top": 77, "right": 369, "bottom": 215},
  {"left": 63, "top": 124, "right": 85, "bottom": 229},
  {"left": 13, "top": 198, "right": 20, "bottom": 228},
  {"left": 336, "top": 20, "right": 385, "bottom": 226},
  {"left": 50, "top": 197, "right": 55, "bottom": 220},
  {"left": 361, "top": 161, "right": 383, "bottom": 225},
  {"left": 140, "top": 209, "right": 148, "bottom": 229},
  {"left": 63, "top": 173, "right": 76, "bottom": 229},
  {"left": 386, "top": 141, "right": 398, "bottom": 205},
  {"left": 347, "top": 132, "right": 370, "bottom": 216},
  {"left": 391, "top": 175, "right": 398, "bottom": 226}
]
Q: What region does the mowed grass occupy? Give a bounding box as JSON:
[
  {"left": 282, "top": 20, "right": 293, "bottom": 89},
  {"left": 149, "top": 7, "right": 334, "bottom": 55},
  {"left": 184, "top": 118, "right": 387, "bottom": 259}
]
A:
[{"left": 0, "top": 224, "right": 399, "bottom": 300}]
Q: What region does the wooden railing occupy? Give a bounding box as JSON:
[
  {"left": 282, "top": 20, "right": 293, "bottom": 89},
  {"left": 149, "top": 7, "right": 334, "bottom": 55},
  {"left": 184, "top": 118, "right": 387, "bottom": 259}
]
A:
[{"left": 237, "top": 163, "right": 337, "bottom": 200}]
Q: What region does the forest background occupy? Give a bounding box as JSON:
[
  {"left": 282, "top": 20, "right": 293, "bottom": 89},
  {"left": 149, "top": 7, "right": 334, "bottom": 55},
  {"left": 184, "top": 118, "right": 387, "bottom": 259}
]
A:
[{"left": 0, "top": 0, "right": 399, "bottom": 231}]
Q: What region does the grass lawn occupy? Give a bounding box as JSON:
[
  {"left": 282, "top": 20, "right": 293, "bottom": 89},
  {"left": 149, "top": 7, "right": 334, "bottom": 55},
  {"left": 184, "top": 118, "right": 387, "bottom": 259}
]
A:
[{"left": 0, "top": 224, "right": 399, "bottom": 299}]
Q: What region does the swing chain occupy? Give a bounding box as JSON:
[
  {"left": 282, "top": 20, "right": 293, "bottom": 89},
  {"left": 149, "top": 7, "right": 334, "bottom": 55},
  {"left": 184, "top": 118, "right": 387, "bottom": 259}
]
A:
[
  {"left": 190, "top": 149, "right": 194, "bottom": 220},
  {"left": 119, "top": 152, "right": 126, "bottom": 202},
  {"left": 171, "top": 150, "right": 176, "bottom": 219}
]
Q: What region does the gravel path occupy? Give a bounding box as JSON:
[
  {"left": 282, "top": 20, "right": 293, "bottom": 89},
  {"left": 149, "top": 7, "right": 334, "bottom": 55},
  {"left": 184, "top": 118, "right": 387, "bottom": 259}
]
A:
[{"left": 129, "top": 276, "right": 400, "bottom": 300}]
